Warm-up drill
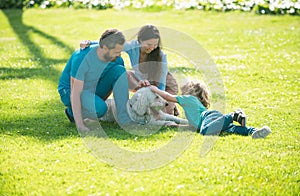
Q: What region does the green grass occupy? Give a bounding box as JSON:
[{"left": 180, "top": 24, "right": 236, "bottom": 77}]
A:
[{"left": 0, "top": 8, "right": 300, "bottom": 195}]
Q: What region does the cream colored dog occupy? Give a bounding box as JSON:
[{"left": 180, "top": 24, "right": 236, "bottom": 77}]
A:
[{"left": 100, "top": 87, "right": 188, "bottom": 126}]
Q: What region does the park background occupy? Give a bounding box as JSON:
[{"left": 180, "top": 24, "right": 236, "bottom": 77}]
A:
[{"left": 0, "top": 0, "right": 300, "bottom": 195}]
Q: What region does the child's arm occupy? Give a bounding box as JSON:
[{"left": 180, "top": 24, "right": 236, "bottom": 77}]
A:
[{"left": 150, "top": 86, "right": 178, "bottom": 103}]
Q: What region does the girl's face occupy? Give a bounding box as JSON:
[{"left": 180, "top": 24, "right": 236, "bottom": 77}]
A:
[{"left": 140, "top": 38, "right": 159, "bottom": 54}]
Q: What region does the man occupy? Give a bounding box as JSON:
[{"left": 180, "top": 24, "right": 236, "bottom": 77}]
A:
[{"left": 58, "top": 29, "right": 132, "bottom": 131}]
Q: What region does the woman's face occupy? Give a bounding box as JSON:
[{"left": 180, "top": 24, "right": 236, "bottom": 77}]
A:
[{"left": 140, "top": 38, "right": 159, "bottom": 54}]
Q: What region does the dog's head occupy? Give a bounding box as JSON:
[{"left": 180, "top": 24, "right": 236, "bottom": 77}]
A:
[{"left": 130, "top": 87, "right": 168, "bottom": 116}]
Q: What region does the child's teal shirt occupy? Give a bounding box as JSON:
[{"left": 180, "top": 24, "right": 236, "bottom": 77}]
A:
[{"left": 176, "top": 95, "right": 207, "bottom": 129}]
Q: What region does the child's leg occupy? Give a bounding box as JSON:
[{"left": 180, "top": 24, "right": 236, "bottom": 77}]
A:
[
  {"left": 222, "top": 124, "right": 256, "bottom": 136},
  {"left": 200, "top": 110, "right": 233, "bottom": 135},
  {"left": 251, "top": 126, "right": 272, "bottom": 139}
]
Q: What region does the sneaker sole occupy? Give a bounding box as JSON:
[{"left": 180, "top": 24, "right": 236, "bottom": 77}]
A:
[{"left": 252, "top": 126, "right": 271, "bottom": 139}]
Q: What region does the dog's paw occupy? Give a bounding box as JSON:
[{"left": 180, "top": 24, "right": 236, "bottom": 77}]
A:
[{"left": 165, "top": 122, "right": 179, "bottom": 127}]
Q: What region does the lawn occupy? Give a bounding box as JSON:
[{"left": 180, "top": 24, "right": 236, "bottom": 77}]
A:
[{"left": 0, "top": 8, "right": 299, "bottom": 195}]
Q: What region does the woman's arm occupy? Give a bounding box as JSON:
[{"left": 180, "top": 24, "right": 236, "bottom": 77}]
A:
[
  {"left": 157, "top": 52, "right": 168, "bottom": 90},
  {"left": 150, "top": 85, "right": 178, "bottom": 103},
  {"left": 80, "top": 40, "right": 98, "bottom": 49}
]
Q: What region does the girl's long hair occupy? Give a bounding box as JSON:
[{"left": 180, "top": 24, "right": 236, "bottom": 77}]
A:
[
  {"left": 137, "top": 25, "right": 163, "bottom": 86},
  {"left": 181, "top": 81, "right": 210, "bottom": 109}
]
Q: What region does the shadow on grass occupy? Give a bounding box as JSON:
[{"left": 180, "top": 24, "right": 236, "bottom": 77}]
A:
[
  {"left": 0, "top": 66, "right": 54, "bottom": 80},
  {"left": 1, "top": 9, "right": 74, "bottom": 82},
  {"left": 0, "top": 97, "right": 184, "bottom": 141},
  {"left": 1, "top": 10, "right": 78, "bottom": 139},
  {"left": 0, "top": 115, "right": 185, "bottom": 142}
]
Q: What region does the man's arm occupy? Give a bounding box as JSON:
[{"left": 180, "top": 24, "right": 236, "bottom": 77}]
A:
[
  {"left": 71, "top": 77, "right": 89, "bottom": 131},
  {"left": 150, "top": 85, "right": 178, "bottom": 103}
]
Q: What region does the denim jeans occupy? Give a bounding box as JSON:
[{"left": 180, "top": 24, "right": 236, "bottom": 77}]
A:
[{"left": 200, "top": 110, "right": 255, "bottom": 136}]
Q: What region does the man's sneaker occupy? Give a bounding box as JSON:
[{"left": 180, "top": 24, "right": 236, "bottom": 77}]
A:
[
  {"left": 65, "top": 108, "right": 74, "bottom": 123},
  {"left": 252, "top": 126, "right": 271, "bottom": 139}
]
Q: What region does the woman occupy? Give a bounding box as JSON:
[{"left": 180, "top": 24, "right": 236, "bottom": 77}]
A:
[{"left": 81, "top": 25, "right": 179, "bottom": 115}]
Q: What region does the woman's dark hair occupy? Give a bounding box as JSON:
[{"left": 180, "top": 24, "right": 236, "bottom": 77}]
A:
[
  {"left": 137, "top": 25, "right": 163, "bottom": 86},
  {"left": 99, "top": 29, "right": 125, "bottom": 49}
]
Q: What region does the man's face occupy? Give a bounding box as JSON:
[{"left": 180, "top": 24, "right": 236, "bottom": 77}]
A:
[{"left": 103, "top": 44, "right": 124, "bottom": 62}]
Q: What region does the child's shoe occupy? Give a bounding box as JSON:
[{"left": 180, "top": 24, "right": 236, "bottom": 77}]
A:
[
  {"left": 232, "top": 109, "right": 246, "bottom": 126},
  {"left": 252, "top": 126, "right": 272, "bottom": 139}
]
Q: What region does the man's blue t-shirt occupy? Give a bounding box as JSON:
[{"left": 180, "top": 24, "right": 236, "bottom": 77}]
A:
[
  {"left": 176, "top": 95, "right": 207, "bottom": 129},
  {"left": 58, "top": 45, "right": 97, "bottom": 91},
  {"left": 58, "top": 45, "right": 124, "bottom": 92}
]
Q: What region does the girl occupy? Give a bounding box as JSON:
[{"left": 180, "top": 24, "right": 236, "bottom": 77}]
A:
[{"left": 150, "top": 81, "right": 271, "bottom": 138}]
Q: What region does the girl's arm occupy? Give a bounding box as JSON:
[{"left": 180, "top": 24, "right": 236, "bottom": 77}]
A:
[{"left": 150, "top": 86, "right": 178, "bottom": 103}]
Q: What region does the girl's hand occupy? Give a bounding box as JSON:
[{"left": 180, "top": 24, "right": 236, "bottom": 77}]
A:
[
  {"left": 149, "top": 85, "right": 159, "bottom": 92},
  {"left": 80, "top": 40, "right": 91, "bottom": 49}
]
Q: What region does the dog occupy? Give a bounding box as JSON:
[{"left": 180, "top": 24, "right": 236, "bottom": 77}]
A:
[{"left": 100, "top": 87, "right": 189, "bottom": 126}]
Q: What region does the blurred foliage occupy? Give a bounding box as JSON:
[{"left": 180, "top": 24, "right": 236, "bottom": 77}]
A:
[{"left": 1, "top": 0, "right": 300, "bottom": 15}]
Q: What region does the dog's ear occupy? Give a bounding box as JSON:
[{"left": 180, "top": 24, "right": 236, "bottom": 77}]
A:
[{"left": 132, "top": 92, "right": 149, "bottom": 116}]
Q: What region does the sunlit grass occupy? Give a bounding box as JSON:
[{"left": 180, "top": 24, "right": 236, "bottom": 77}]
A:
[{"left": 0, "top": 9, "right": 299, "bottom": 195}]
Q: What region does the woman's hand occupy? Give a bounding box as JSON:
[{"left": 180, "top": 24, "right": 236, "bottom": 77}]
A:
[{"left": 80, "top": 40, "right": 91, "bottom": 49}]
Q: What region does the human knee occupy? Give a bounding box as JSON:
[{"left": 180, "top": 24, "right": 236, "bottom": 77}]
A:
[
  {"left": 112, "top": 65, "right": 126, "bottom": 77},
  {"left": 58, "top": 89, "right": 71, "bottom": 107},
  {"left": 96, "top": 103, "right": 108, "bottom": 118}
]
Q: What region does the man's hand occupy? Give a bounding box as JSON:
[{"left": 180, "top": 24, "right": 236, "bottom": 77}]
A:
[
  {"left": 133, "top": 80, "right": 151, "bottom": 91},
  {"left": 76, "top": 123, "right": 90, "bottom": 132},
  {"left": 138, "top": 80, "right": 150, "bottom": 87}
]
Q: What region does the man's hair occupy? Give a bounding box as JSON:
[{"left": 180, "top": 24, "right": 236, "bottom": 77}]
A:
[
  {"left": 180, "top": 81, "right": 210, "bottom": 109},
  {"left": 99, "top": 29, "right": 125, "bottom": 49}
]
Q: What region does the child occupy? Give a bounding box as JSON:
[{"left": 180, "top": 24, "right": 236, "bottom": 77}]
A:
[{"left": 150, "top": 81, "right": 271, "bottom": 139}]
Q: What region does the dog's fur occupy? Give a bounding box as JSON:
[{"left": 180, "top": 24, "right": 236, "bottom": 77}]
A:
[{"left": 100, "top": 87, "right": 188, "bottom": 126}]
